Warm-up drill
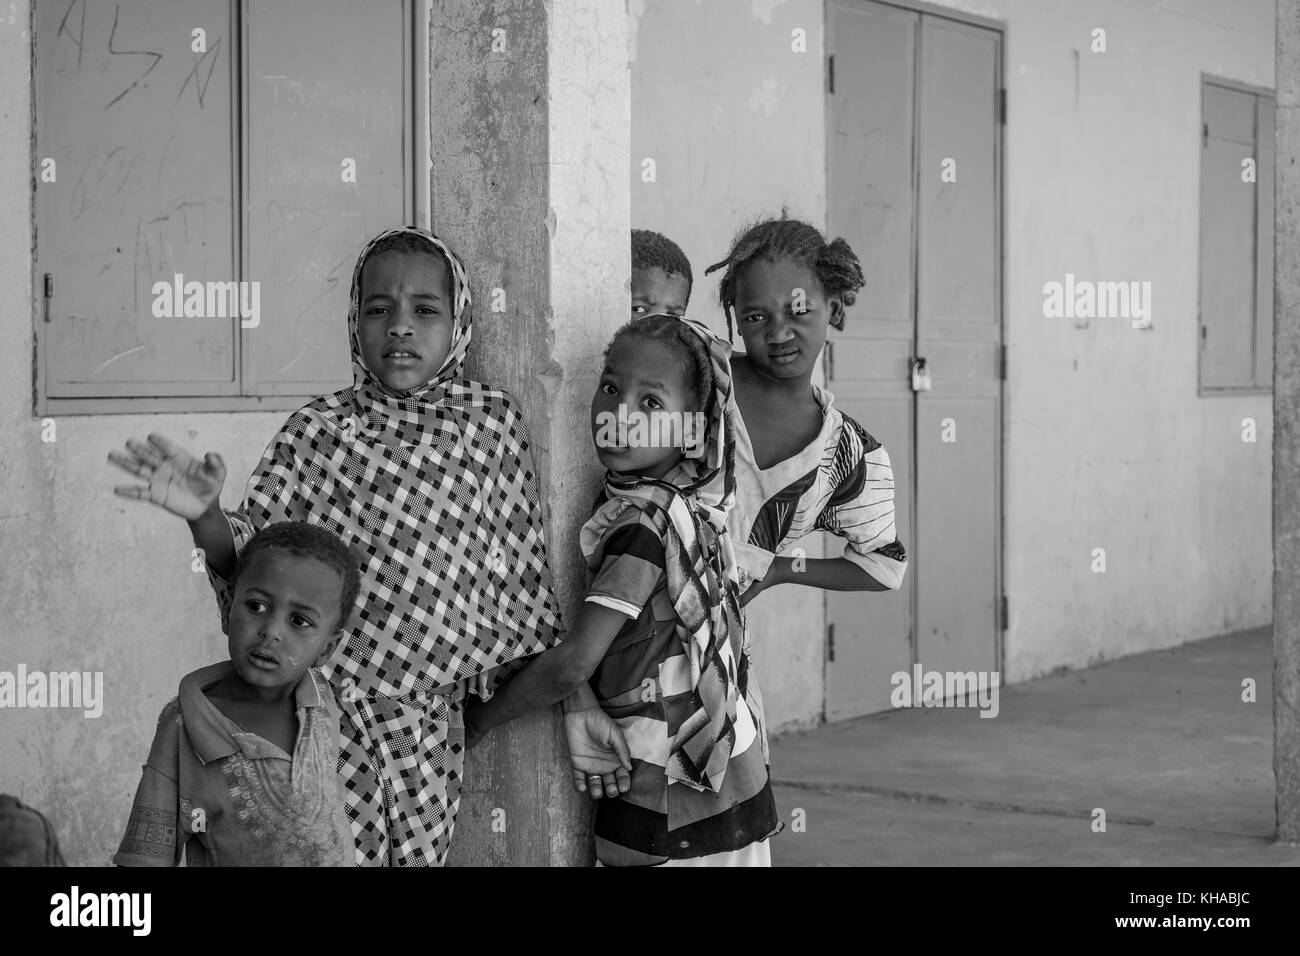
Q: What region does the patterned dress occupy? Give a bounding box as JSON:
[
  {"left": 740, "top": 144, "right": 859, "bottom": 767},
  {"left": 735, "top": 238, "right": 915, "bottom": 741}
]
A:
[
  {"left": 725, "top": 380, "right": 908, "bottom": 591},
  {"left": 207, "top": 228, "right": 564, "bottom": 866},
  {"left": 583, "top": 490, "right": 780, "bottom": 865},
  {"left": 115, "top": 664, "right": 353, "bottom": 867}
]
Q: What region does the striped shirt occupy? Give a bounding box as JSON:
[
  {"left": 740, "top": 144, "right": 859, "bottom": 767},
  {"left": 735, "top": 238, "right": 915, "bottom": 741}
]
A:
[
  {"left": 725, "top": 382, "right": 908, "bottom": 590},
  {"left": 583, "top": 502, "right": 780, "bottom": 866}
]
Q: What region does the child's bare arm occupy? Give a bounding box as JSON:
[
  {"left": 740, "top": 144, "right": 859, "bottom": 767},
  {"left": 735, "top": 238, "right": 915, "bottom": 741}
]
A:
[
  {"left": 561, "top": 681, "right": 601, "bottom": 713},
  {"left": 742, "top": 555, "right": 889, "bottom": 605},
  {"left": 186, "top": 502, "right": 237, "bottom": 579},
  {"left": 466, "top": 602, "right": 629, "bottom": 740}
]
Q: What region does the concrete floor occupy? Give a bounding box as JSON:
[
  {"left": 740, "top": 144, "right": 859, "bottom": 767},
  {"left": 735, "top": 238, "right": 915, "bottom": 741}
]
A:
[{"left": 767, "top": 626, "right": 1300, "bottom": 865}]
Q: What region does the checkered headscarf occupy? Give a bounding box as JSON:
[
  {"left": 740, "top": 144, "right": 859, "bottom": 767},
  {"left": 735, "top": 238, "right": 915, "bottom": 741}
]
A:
[{"left": 348, "top": 227, "right": 474, "bottom": 407}]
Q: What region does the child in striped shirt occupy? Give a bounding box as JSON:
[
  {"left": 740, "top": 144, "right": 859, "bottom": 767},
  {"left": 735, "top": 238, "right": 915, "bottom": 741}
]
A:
[{"left": 465, "top": 313, "right": 779, "bottom": 865}]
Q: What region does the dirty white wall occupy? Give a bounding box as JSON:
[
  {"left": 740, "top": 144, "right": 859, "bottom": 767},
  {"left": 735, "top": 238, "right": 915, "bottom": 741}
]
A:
[
  {"left": 632, "top": 0, "right": 1275, "bottom": 712},
  {"left": 631, "top": 0, "right": 829, "bottom": 733},
  {"left": 924, "top": 0, "right": 1274, "bottom": 679},
  {"left": 0, "top": 3, "right": 284, "bottom": 864}
]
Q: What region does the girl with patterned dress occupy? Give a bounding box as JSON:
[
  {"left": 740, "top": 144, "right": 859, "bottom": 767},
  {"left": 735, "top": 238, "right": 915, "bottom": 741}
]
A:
[
  {"left": 108, "top": 227, "right": 564, "bottom": 866},
  {"left": 702, "top": 215, "right": 908, "bottom": 603},
  {"left": 465, "top": 313, "right": 779, "bottom": 865}
]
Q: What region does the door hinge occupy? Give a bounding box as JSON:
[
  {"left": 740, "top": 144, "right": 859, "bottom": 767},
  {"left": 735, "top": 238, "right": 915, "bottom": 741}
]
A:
[
  {"left": 1000, "top": 344, "right": 1007, "bottom": 381},
  {"left": 1000, "top": 594, "right": 1009, "bottom": 631},
  {"left": 43, "top": 273, "right": 53, "bottom": 322},
  {"left": 1000, "top": 88, "right": 1007, "bottom": 125},
  {"left": 1203, "top": 121, "right": 1209, "bottom": 148},
  {"left": 828, "top": 54, "right": 835, "bottom": 94},
  {"left": 825, "top": 340, "right": 835, "bottom": 380},
  {"left": 827, "top": 623, "right": 836, "bottom": 662}
]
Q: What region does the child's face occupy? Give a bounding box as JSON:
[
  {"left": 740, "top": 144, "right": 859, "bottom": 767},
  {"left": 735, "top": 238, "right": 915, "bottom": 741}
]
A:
[
  {"left": 357, "top": 250, "right": 455, "bottom": 392},
  {"left": 631, "top": 267, "right": 690, "bottom": 319},
  {"left": 733, "top": 257, "right": 844, "bottom": 382},
  {"left": 591, "top": 337, "right": 696, "bottom": 479},
  {"left": 224, "top": 550, "right": 345, "bottom": 695}
]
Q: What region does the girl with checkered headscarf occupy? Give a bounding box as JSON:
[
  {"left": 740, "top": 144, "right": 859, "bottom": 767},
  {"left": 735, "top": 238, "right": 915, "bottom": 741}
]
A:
[{"left": 111, "top": 227, "right": 565, "bottom": 865}]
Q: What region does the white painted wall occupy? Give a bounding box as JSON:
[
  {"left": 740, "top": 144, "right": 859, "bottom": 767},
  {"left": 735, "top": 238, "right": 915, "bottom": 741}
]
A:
[
  {"left": 1, "top": 2, "right": 287, "bottom": 865},
  {"left": 632, "top": 0, "right": 1275, "bottom": 719},
  {"left": 923, "top": 0, "right": 1274, "bottom": 678},
  {"left": 631, "top": 0, "right": 830, "bottom": 733}
]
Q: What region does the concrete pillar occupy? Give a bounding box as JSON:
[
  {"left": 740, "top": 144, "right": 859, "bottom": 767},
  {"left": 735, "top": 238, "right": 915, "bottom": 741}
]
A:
[
  {"left": 1274, "top": 0, "right": 1300, "bottom": 847},
  {"left": 430, "top": 0, "right": 630, "bottom": 865}
]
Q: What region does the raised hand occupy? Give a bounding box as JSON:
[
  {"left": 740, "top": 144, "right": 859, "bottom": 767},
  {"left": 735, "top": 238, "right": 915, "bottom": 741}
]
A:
[
  {"left": 108, "top": 433, "right": 227, "bottom": 521},
  {"left": 564, "top": 707, "right": 632, "bottom": 800}
]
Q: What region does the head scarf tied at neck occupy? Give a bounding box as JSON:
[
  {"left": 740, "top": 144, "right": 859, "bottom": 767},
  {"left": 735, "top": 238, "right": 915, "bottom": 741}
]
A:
[
  {"left": 348, "top": 226, "right": 473, "bottom": 404},
  {"left": 580, "top": 314, "right": 744, "bottom": 794}
]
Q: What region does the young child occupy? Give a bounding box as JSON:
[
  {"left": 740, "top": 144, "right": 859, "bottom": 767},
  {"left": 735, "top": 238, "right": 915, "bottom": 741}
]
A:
[
  {"left": 703, "top": 215, "right": 908, "bottom": 602},
  {"left": 108, "top": 227, "right": 565, "bottom": 866},
  {"left": 114, "top": 522, "right": 359, "bottom": 866},
  {"left": 465, "top": 313, "right": 780, "bottom": 866},
  {"left": 631, "top": 228, "right": 693, "bottom": 318}
]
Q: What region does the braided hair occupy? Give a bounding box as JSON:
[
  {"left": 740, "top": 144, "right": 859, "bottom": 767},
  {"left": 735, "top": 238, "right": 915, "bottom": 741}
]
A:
[
  {"left": 703, "top": 214, "right": 864, "bottom": 341},
  {"left": 606, "top": 313, "right": 715, "bottom": 418},
  {"left": 632, "top": 229, "right": 694, "bottom": 290}
]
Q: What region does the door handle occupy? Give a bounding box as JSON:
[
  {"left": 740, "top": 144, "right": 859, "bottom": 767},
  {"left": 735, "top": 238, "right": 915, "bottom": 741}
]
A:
[{"left": 911, "top": 357, "right": 932, "bottom": 392}]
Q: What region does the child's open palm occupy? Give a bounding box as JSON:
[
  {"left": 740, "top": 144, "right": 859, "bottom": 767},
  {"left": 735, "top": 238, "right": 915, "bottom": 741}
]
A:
[{"left": 108, "top": 433, "right": 226, "bottom": 521}]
